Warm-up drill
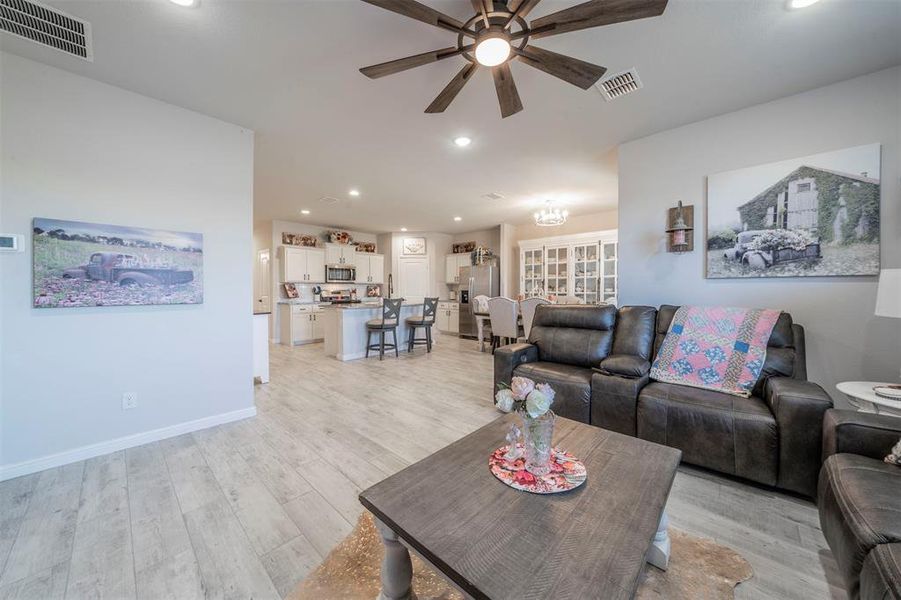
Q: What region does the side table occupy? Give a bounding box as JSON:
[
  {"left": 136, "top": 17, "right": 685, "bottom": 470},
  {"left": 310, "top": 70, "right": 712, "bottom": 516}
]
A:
[{"left": 837, "top": 381, "right": 901, "bottom": 418}]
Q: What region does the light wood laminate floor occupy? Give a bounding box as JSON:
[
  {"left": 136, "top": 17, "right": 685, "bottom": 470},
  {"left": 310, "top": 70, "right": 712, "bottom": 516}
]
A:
[{"left": 0, "top": 336, "right": 843, "bottom": 599}]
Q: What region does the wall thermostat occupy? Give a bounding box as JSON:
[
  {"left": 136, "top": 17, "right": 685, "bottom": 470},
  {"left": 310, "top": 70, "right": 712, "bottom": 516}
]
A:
[{"left": 0, "top": 234, "right": 23, "bottom": 253}]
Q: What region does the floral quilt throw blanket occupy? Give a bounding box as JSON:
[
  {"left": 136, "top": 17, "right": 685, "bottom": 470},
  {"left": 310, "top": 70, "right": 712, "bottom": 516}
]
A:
[{"left": 650, "top": 306, "right": 782, "bottom": 397}]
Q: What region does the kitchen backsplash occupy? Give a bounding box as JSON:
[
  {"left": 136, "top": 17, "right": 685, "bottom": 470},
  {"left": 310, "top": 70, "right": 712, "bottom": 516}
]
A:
[{"left": 282, "top": 283, "right": 381, "bottom": 302}]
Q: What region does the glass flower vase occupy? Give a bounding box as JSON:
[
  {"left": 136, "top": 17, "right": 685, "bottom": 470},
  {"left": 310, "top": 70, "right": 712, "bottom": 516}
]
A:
[{"left": 521, "top": 410, "right": 556, "bottom": 477}]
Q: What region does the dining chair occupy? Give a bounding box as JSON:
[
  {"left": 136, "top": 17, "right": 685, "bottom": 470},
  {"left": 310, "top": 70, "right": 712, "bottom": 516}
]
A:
[
  {"left": 365, "top": 298, "right": 402, "bottom": 360},
  {"left": 556, "top": 295, "right": 585, "bottom": 305},
  {"left": 405, "top": 297, "right": 438, "bottom": 353},
  {"left": 519, "top": 297, "right": 551, "bottom": 341},
  {"left": 472, "top": 294, "right": 490, "bottom": 314},
  {"left": 487, "top": 297, "right": 519, "bottom": 354},
  {"left": 471, "top": 294, "right": 492, "bottom": 352}
]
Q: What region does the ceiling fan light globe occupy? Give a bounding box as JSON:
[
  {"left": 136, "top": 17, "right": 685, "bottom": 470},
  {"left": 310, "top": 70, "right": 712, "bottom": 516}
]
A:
[
  {"left": 788, "top": 0, "right": 820, "bottom": 8},
  {"left": 475, "top": 37, "right": 511, "bottom": 67}
]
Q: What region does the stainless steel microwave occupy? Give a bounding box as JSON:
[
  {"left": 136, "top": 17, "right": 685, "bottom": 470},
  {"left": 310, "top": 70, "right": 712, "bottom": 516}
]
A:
[{"left": 326, "top": 264, "right": 356, "bottom": 283}]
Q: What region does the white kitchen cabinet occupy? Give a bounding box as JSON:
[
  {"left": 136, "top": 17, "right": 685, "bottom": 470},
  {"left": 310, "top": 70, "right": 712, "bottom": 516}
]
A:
[
  {"left": 445, "top": 255, "right": 458, "bottom": 284},
  {"left": 279, "top": 304, "right": 324, "bottom": 345},
  {"left": 326, "top": 243, "right": 355, "bottom": 265},
  {"left": 449, "top": 305, "right": 459, "bottom": 333},
  {"left": 280, "top": 246, "right": 325, "bottom": 283},
  {"left": 369, "top": 254, "right": 385, "bottom": 284},
  {"left": 311, "top": 308, "right": 324, "bottom": 339},
  {"left": 445, "top": 254, "right": 471, "bottom": 284},
  {"left": 436, "top": 301, "right": 459, "bottom": 333},
  {"left": 354, "top": 253, "right": 385, "bottom": 284}
]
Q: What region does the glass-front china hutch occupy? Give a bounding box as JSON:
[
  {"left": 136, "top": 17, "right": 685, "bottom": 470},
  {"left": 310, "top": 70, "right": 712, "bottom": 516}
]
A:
[{"left": 519, "top": 230, "right": 617, "bottom": 305}]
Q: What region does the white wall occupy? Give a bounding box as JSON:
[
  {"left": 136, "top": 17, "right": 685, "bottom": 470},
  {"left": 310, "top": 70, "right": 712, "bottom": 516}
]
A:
[
  {"left": 452, "top": 227, "right": 500, "bottom": 254},
  {"left": 0, "top": 54, "right": 255, "bottom": 477},
  {"left": 618, "top": 67, "right": 901, "bottom": 401}
]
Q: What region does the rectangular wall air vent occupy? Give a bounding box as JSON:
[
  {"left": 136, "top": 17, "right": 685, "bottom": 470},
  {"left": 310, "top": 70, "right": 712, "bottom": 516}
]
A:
[
  {"left": 0, "top": 0, "right": 93, "bottom": 61},
  {"left": 595, "top": 68, "right": 642, "bottom": 101}
]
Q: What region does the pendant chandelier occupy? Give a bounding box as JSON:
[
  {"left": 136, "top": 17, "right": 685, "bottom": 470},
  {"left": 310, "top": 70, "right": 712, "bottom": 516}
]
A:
[{"left": 534, "top": 202, "right": 568, "bottom": 227}]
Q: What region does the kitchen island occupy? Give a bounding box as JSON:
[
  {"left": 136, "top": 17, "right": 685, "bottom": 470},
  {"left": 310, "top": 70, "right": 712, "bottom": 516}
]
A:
[{"left": 321, "top": 302, "right": 433, "bottom": 361}]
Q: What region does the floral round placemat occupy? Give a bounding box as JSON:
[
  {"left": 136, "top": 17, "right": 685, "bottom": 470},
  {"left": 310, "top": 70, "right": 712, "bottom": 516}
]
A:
[{"left": 489, "top": 444, "right": 587, "bottom": 494}]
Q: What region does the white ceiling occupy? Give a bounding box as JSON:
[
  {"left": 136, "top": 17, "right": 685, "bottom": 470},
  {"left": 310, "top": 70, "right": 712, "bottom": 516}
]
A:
[{"left": 2, "top": 0, "right": 899, "bottom": 233}]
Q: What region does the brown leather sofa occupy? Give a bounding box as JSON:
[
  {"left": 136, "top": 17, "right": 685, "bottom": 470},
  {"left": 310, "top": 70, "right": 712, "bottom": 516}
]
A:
[
  {"left": 494, "top": 304, "right": 834, "bottom": 498},
  {"left": 819, "top": 410, "right": 901, "bottom": 600}
]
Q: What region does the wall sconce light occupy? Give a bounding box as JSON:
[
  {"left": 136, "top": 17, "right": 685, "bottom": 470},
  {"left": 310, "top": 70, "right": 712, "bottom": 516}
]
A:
[{"left": 666, "top": 201, "right": 694, "bottom": 253}]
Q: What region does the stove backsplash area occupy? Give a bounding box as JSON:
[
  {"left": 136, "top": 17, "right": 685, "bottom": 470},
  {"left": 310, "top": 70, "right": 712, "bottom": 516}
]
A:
[{"left": 281, "top": 283, "right": 382, "bottom": 303}]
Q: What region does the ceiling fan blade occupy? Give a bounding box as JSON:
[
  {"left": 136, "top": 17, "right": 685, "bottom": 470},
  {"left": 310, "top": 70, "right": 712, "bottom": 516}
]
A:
[
  {"left": 361, "top": 0, "right": 466, "bottom": 32},
  {"left": 360, "top": 47, "right": 458, "bottom": 79},
  {"left": 492, "top": 63, "right": 523, "bottom": 118},
  {"left": 513, "top": 46, "right": 606, "bottom": 90},
  {"left": 470, "top": 0, "right": 491, "bottom": 26},
  {"left": 529, "top": 0, "right": 668, "bottom": 39},
  {"left": 425, "top": 63, "right": 479, "bottom": 113},
  {"left": 506, "top": 0, "right": 542, "bottom": 26}
]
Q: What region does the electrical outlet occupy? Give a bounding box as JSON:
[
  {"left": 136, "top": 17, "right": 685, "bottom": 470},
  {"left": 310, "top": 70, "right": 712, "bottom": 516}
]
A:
[{"left": 122, "top": 392, "right": 138, "bottom": 410}]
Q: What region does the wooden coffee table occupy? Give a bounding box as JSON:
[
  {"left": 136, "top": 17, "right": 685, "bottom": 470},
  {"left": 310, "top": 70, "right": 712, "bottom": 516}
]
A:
[{"left": 359, "top": 414, "right": 681, "bottom": 600}]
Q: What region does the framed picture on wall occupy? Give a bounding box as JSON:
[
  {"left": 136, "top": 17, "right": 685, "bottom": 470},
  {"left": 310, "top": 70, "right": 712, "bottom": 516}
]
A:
[
  {"left": 402, "top": 237, "right": 427, "bottom": 256},
  {"left": 32, "top": 217, "right": 203, "bottom": 308},
  {"left": 706, "top": 143, "right": 881, "bottom": 279}
]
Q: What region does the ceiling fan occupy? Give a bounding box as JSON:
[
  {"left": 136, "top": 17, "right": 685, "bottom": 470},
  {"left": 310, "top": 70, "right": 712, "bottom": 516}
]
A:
[{"left": 359, "top": 0, "right": 668, "bottom": 118}]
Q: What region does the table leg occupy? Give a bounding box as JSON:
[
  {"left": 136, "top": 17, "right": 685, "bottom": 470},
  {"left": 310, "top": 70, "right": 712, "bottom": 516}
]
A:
[
  {"left": 477, "top": 317, "right": 485, "bottom": 353},
  {"left": 646, "top": 511, "right": 671, "bottom": 571},
  {"left": 375, "top": 518, "right": 417, "bottom": 600}
]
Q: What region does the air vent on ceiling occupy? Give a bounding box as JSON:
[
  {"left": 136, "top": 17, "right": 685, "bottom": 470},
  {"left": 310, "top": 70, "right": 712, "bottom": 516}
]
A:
[
  {"left": 319, "top": 197, "right": 340, "bottom": 205},
  {"left": 595, "top": 68, "right": 642, "bottom": 101},
  {"left": 0, "top": 0, "right": 92, "bottom": 61},
  {"left": 483, "top": 192, "right": 505, "bottom": 201}
]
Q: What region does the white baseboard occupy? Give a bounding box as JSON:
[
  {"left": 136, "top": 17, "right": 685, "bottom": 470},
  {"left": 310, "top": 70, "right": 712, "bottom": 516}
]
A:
[{"left": 0, "top": 406, "right": 257, "bottom": 482}]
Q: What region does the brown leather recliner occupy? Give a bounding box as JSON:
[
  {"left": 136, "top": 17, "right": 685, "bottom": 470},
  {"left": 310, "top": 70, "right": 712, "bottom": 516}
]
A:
[
  {"left": 495, "top": 304, "right": 834, "bottom": 498},
  {"left": 494, "top": 304, "right": 616, "bottom": 423},
  {"left": 819, "top": 410, "right": 901, "bottom": 600}
]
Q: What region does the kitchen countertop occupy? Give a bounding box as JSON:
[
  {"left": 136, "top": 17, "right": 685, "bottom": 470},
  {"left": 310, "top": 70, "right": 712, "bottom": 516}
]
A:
[
  {"left": 277, "top": 299, "right": 327, "bottom": 305},
  {"left": 326, "top": 303, "right": 418, "bottom": 310},
  {"left": 277, "top": 299, "right": 385, "bottom": 306}
]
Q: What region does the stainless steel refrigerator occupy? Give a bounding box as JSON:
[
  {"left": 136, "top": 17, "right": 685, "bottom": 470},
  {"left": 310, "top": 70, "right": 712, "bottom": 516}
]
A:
[{"left": 459, "top": 263, "right": 499, "bottom": 338}]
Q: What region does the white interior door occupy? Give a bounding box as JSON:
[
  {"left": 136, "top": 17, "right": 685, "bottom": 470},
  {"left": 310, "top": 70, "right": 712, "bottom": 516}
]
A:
[
  {"left": 398, "top": 257, "right": 429, "bottom": 304},
  {"left": 255, "top": 249, "right": 271, "bottom": 312},
  {"left": 369, "top": 254, "right": 385, "bottom": 284}
]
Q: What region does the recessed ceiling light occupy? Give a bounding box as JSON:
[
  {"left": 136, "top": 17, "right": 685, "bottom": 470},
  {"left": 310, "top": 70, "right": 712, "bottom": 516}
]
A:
[
  {"left": 454, "top": 136, "right": 472, "bottom": 148},
  {"left": 300, "top": 209, "right": 311, "bottom": 215},
  {"left": 787, "top": 0, "right": 820, "bottom": 8},
  {"left": 400, "top": 227, "right": 408, "bottom": 232},
  {"left": 454, "top": 217, "right": 462, "bottom": 222},
  {"left": 349, "top": 189, "right": 361, "bottom": 197},
  {"left": 169, "top": 0, "right": 199, "bottom": 7}
]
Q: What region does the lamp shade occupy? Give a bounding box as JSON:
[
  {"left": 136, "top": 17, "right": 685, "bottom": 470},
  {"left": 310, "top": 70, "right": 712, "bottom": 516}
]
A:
[{"left": 875, "top": 268, "right": 901, "bottom": 318}]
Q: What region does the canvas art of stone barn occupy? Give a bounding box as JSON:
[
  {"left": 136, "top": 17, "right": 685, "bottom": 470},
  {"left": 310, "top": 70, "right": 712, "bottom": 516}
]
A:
[
  {"left": 737, "top": 166, "right": 880, "bottom": 245},
  {"left": 707, "top": 161, "right": 881, "bottom": 278}
]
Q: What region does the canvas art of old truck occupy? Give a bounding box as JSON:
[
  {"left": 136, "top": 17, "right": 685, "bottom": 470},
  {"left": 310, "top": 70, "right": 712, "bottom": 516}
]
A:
[
  {"left": 723, "top": 230, "right": 822, "bottom": 270},
  {"left": 33, "top": 218, "right": 203, "bottom": 308},
  {"left": 62, "top": 252, "right": 194, "bottom": 286}
]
